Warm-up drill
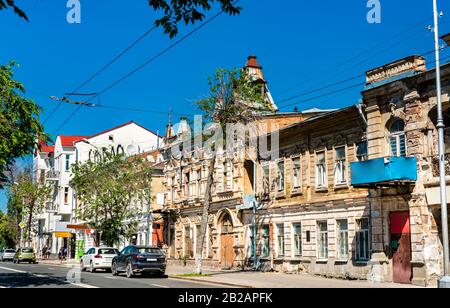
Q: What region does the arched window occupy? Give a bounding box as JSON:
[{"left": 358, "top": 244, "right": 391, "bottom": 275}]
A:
[
  {"left": 389, "top": 120, "right": 406, "bottom": 157},
  {"left": 221, "top": 214, "right": 233, "bottom": 234}
]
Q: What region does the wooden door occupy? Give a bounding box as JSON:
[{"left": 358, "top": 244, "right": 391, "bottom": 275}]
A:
[
  {"left": 220, "top": 234, "right": 234, "bottom": 269},
  {"left": 220, "top": 214, "right": 234, "bottom": 269},
  {"left": 390, "top": 212, "right": 412, "bottom": 284}
]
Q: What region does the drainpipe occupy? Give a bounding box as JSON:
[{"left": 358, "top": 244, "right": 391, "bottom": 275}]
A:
[{"left": 357, "top": 103, "right": 374, "bottom": 255}]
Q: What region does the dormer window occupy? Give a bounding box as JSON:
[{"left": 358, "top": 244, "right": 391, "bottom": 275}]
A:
[{"left": 389, "top": 120, "right": 406, "bottom": 157}]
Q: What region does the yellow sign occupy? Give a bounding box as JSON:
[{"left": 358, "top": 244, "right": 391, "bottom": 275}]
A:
[{"left": 55, "top": 232, "right": 72, "bottom": 238}]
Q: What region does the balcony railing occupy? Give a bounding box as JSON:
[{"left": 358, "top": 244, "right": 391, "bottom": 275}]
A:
[
  {"left": 46, "top": 169, "right": 60, "bottom": 181},
  {"left": 45, "top": 201, "right": 58, "bottom": 212},
  {"left": 350, "top": 157, "right": 418, "bottom": 187}
]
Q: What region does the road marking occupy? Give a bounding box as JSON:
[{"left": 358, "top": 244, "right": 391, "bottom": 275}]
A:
[
  {"left": 103, "top": 276, "right": 118, "bottom": 280},
  {"left": 152, "top": 284, "right": 169, "bottom": 288},
  {"left": 48, "top": 268, "right": 56, "bottom": 270},
  {"left": 70, "top": 282, "right": 99, "bottom": 289},
  {"left": 0, "top": 266, "right": 26, "bottom": 274}
]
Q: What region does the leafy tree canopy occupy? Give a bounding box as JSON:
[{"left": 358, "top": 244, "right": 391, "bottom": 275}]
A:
[
  {"left": 0, "top": 62, "right": 48, "bottom": 187},
  {"left": 148, "top": 0, "right": 241, "bottom": 38},
  {"left": 1, "top": 1, "right": 241, "bottom": 38},
  {"left": 0, "top": 0, "right": 28, "bottom": 21},
  {"left": 71, "top": 152, "right": 153, "bottom": 247}
]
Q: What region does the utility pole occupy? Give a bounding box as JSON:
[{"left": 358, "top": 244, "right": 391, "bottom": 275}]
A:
[
  {"left": 433, "top": 0, "right": 450, "bottom": 288},
  {"left": 146, "top": 179, "right": 153, "bottom": 247}
]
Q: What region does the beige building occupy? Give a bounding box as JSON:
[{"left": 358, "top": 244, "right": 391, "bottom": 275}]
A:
[{"left": 356, "top": 55, "right": 450, "bottom": 286}]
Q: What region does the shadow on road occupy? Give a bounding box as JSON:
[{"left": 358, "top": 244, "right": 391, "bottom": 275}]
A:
[{"left": 0, "top": 272, "right": 71, "bottom": 288}]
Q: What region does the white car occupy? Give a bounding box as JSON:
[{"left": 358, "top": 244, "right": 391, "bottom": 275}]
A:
[
  {"left": 80, "top": 247, "right": 119, "bottom": 273},
  {"left": 0, "top": 249, "right": 16, "bottom": 262}
]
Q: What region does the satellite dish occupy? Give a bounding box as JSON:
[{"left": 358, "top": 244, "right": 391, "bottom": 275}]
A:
[{"left": 126, "top": 144, "right": 138, "bottom": 155}]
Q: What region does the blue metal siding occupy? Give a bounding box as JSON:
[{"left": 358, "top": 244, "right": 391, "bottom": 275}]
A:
[{"left": 350, "top": 157, "right": 417, "bottom": 186}]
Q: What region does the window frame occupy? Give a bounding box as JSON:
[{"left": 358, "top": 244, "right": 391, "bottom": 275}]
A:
[
  {"left": 65, "top": 154, "right": 71, "bottom": 172},
  {"left": 292, "top": 156, "right": 302, "bottom": 192},
  {"left": 276, "top": 224, "right": 285, "bottom": 257},
  {"left": 276, "top": 160, "right": 285, "bottom": 193},
  {"left": 355, "top": 218, "right": 370, "bottom": 262},
  {"left": 315, "top": 151, "right": 328, "bottom": 190},
  {"left": 316, "top": 221, "right": 329, "bottom": 260},
  {"left": 389, "top": 120, "right": 407, "bottom": 157},
  {"left": 336, "top": 219, "right": 349, "bottom": 260},
  {"left": 334, "top": 146, "right": 347, "bottom": 186},
  {"left": 292, "top": 223, "right": 302, "bottom": 257}
]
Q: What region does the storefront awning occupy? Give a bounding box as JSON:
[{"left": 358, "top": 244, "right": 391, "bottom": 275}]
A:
[{"left": 55, "top": 232, "right": 73, "bottom": 238}]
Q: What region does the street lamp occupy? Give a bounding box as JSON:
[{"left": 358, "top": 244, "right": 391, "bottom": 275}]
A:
[{"left": 433, "top": 0, "right": 450, "bottom": 288}]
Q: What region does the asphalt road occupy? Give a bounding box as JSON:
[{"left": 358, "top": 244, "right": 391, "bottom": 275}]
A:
[{"left": 0, "top": 261, "right": 224, "bottom": 288}]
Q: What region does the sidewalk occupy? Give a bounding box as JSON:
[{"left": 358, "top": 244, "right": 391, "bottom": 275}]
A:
[
  {"left": 37, "top": 259, "right": 79, "bottom": 268},
  {"left": 167, "top": 266, "right": 426, "bottom": 288}
]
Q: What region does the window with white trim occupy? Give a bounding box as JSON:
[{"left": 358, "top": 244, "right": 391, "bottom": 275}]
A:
[
  {"left": 293, "top": 223, "right": 302, "bottom": 257},
  {"left": 337, "top": 220, "right": 349, "bottom": 259},
  {"left": 316, "top": 152, "right": 327, "bottom": 189},
  {"left": 334, "top": 147, "right": 347, "bottom": 186},
  {"left": 389, "top": 120, "right": 406, "bottom": 157},
  {"left": 261, "top": 225, "right": 270, "bottom": 258},
  {"left": 356, "top": 218, "right": 370, "bottom": 262},
  {"left": 317, "top": 221, "right": 328, "bottom": 259},
  {"left": 292, "top": 157, "right": 301, "bottom": 191},
  {"left": 277, "top": 224, "right": 285, "bottom": 257},
  {"left": 276, "top": 161, "right": 285, "bottom": 192}
]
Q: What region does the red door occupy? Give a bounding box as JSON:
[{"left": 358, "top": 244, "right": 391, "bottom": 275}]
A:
[{"left": 390, "top": 212, "right": 412, "bottom": 284}]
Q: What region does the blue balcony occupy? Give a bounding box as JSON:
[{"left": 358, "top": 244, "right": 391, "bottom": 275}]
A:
[{"left": 350, "top": 157, "right": 417, "bottom": 187}]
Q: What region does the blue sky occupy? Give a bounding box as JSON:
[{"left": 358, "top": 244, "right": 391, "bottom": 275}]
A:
[{"left": 1, "top": 0, "right": 450, "bottom": 211}]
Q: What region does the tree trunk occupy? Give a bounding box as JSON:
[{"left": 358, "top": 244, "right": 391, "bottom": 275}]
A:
[
  {"left": 27, "top": 203, "right": 34, "bottom": 247},
  {"left": 195, "top": 155, "right": 216, "bottom": 275}
]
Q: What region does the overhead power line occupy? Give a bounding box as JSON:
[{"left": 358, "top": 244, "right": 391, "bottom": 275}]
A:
[
  {"left": 278, "top": 16, "right": 433, "bottom": 97},
  {"left": 276, "top": 46, "right": 448, "bottom": 109},
  {"left": 53, "top": 3, "right": 237, "bottom": 135},
  {"left": 277, "top": 53, "right": 450, "bottom": 112},
  {"left": 43, "top": 24, "right": 158, "bottom": 125}
]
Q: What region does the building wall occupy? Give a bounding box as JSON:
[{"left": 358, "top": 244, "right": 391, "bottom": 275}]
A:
[{"left": 362, "top": 61, "right": 450, "bottom": 286}]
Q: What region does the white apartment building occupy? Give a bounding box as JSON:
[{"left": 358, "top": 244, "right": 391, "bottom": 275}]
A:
[{"left": 33, "top": 121, "right": 162, "bottom": 257}]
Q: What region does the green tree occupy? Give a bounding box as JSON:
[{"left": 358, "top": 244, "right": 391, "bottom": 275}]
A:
[
  {"left": 0, "top": 0, "right": 27, "bottom": 21},
  {"left": 148, "top": 0, "right": 241, "bottom": 38},
  {"left": 192, "top": 68, "right": 273, "bottom": 274},
  {"left": 1, "top": 0, "right": 241, "bottom": 38},
  {"left": 10, "top": 166, "right": 52, "bottom": 246},
  {"left": 71, "top": 153, "right": 153, "bottom": 247},
  {"left": 0, "top": 62, "right": 47, "bottom": 187},
  {"left": 0, "top": 211, "right": 18, "bottom": 249}
]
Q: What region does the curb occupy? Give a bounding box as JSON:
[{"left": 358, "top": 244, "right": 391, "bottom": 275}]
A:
[{"left": 168, "top": 274, "right": 253, "bottom": 288}]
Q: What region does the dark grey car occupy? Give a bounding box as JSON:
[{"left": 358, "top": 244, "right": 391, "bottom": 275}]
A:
[{"left": 112, "top": 246, "right": 166, "bottom": 278}]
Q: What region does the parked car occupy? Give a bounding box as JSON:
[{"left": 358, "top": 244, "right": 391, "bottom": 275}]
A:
[
  {"left": 112, "top": 246, "right": 166, "bottom": 278},
  {"left": 0, "top": 249, "right": 16, "bottom": 262},
  {"left": 13, "top": 248, "right": 37, "bottom": 264},
  {"left": 80, "top": 247, "right": 119, "bottom": 273}
]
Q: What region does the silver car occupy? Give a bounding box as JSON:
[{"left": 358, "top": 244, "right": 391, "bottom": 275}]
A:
[{"left": 0, "top": 249, "right": 16, "bottom": 262}]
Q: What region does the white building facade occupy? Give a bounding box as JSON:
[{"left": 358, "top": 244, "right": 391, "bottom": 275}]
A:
[{"left": 33, "top": 121, "right": 162, "bottom": 258}]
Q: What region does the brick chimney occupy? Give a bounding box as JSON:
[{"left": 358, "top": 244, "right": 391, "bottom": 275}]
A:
[{"left": 365, "top": 55, "right": 427, "bottom": 86}]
